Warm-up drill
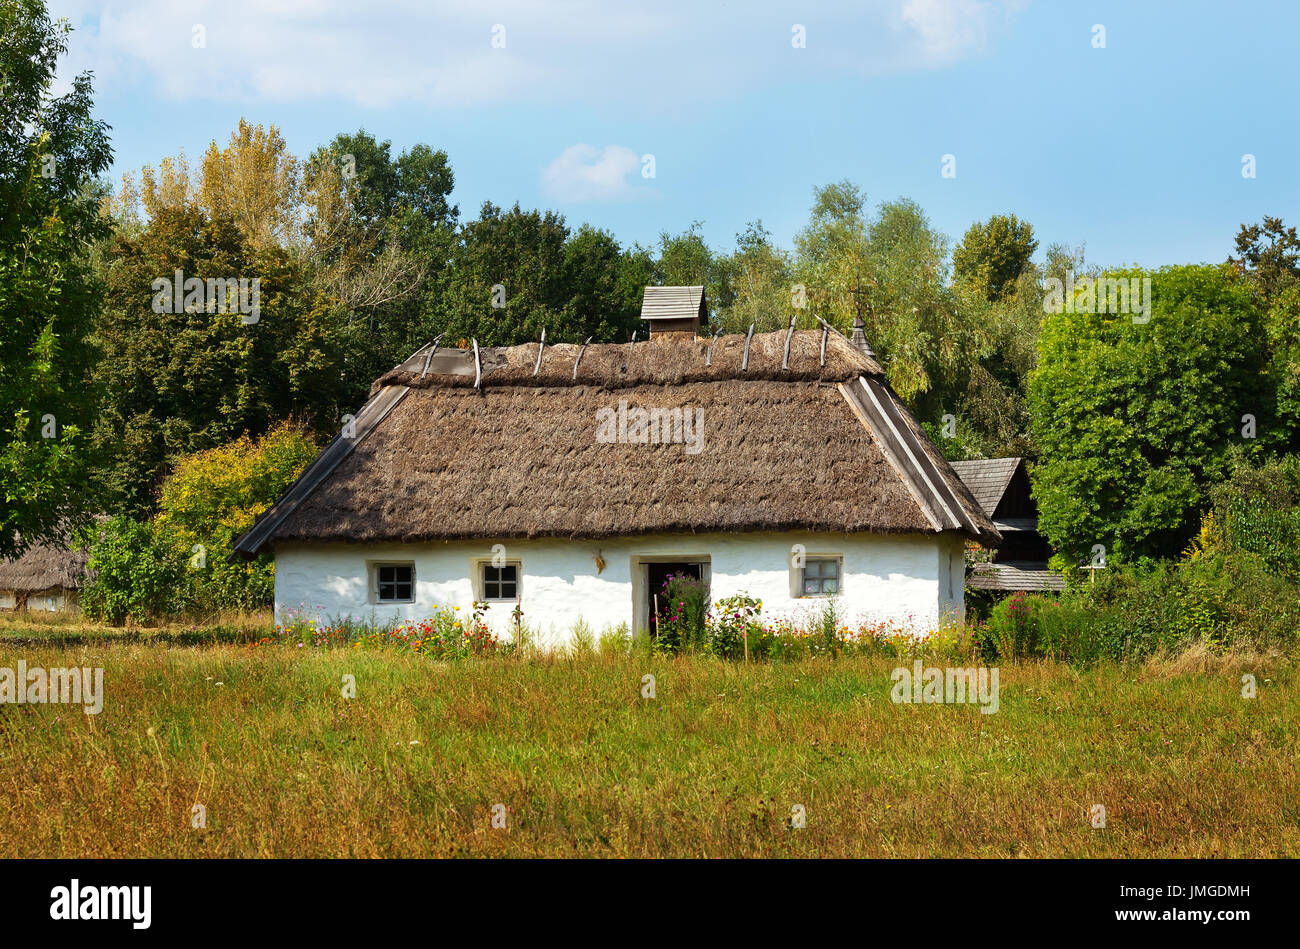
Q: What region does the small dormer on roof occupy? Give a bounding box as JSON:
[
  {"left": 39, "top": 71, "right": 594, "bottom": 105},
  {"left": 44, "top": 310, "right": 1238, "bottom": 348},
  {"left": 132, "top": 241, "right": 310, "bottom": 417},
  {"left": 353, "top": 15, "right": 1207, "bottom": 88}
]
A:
[{"left": 641, "top": 285, "right": 707, "bottom": 339}]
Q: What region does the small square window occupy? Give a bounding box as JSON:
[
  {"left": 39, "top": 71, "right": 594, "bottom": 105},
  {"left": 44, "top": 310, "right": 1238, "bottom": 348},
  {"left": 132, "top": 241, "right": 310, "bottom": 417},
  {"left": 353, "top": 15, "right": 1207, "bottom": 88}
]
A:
[
  {"left": 376, "top": 563, "right": 414, "bottom": 602},
  {"left": 801, "top": 558, "right": 840, "bottom": 597},
  {"left": 482, "top": 563, "right": 519, "bottom": 601}
]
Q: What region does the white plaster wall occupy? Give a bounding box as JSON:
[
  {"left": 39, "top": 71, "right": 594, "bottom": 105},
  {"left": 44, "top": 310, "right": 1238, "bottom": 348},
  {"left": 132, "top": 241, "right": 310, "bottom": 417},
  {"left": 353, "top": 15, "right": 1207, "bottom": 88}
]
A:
[
  {"left": 273, "top": 530, "right": 959, "bottom": 648},
  {"left": 26, "top": 592, "right": 66, "bottom": 612},
  {"left": 936, "top": 534, "right": 966, "bottom": 626}
]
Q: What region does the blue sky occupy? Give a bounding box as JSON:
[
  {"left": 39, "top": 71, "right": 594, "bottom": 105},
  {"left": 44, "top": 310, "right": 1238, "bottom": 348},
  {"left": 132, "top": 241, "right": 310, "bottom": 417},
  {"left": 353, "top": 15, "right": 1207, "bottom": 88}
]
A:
[{"left": 51, "top": 0, "right": 1300, "bottom": 269}]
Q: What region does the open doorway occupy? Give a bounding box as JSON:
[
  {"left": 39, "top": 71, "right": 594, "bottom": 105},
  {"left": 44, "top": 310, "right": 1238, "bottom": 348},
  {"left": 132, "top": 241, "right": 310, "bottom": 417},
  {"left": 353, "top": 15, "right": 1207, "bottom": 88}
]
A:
[{"left": 645, "top": 561, "right": 706, "bottom": 638}]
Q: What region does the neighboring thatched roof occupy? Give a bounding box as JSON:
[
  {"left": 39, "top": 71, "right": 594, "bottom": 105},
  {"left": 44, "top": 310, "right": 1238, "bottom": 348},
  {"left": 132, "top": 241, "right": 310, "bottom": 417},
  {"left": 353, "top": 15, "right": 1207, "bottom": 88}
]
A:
[
  {"left": 233, "top": 324, "right": 1000, "bottom": 555},
  {"left": 0, "top": 540, "right": 89, "bottom": 593}
]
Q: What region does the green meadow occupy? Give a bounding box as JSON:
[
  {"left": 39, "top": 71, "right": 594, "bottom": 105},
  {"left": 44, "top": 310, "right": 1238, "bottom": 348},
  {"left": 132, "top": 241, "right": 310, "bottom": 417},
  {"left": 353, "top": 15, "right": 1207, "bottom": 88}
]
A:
[{"left": 1, "top": 627, "right": 1295, "bottom": 858}]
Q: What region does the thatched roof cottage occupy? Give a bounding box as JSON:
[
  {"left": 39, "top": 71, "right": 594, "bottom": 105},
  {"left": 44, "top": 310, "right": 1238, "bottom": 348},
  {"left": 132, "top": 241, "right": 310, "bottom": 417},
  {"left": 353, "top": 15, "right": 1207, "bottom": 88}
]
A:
[
  {"left": 0, "top": 540, "right": 89, "bottom": 613},
  {"left": 234, "top": 287, "right": 999, "bottom": 642}
]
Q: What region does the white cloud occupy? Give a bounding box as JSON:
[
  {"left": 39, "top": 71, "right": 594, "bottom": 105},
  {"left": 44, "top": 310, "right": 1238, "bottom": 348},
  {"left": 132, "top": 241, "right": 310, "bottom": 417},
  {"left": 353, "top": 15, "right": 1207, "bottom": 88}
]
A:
[
  {"left": 541, "top": 144, "right": 643, "bottom": 202},
  {"left": 900, "top": 0, "right": 1027, "bottom": 66},
  {"left": 49, "top": 1, "right": 1029, "bottom": 109}
]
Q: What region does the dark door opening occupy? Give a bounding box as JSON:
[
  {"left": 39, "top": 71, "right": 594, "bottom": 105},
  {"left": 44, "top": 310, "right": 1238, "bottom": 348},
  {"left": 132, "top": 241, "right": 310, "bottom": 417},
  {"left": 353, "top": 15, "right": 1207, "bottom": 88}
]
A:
[{"left": 647, "top": 561, "right": 705, "bottom": 637}]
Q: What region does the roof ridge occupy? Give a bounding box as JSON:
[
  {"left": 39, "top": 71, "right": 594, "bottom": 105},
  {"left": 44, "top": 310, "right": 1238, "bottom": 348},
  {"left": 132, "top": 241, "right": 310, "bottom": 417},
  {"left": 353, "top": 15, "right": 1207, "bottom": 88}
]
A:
[{"left": 369, "top": 327, "right": 884, "bottom": 396}]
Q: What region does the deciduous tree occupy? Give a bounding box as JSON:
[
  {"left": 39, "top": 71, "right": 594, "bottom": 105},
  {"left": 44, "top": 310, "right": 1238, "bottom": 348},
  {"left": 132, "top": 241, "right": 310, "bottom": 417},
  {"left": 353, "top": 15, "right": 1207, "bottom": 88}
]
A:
[{"left": 0, "top": 0, "right": 112, "bottom": 557}]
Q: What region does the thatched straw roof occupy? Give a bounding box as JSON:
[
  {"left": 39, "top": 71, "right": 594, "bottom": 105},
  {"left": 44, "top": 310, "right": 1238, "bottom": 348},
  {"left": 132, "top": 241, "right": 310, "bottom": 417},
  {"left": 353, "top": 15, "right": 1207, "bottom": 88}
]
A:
[
  {"left": 234, "top": 324, "right": 1000, "bottom": 555},
  {"left": 0, "top": 540, "right": 89, "bottom": 593}
]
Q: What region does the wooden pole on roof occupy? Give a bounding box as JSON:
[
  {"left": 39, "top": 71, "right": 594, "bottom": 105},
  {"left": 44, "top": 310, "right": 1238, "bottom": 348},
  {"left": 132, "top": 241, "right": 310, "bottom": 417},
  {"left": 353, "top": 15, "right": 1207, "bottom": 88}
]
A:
[
  {"left": 420, "top": 333, "right": 445, "bottom": 378},
  {"left": 472, "top": 339, "right": 482, "bottom": 389},
  {"left": 781, "top": 315, "right": 796, "bottom": 369},
  {"left": 705, "top": 328, "right": 722, "bottom": 367},
  {"left": 533, "top": 327, "right": 546, "bottom": 377},
  {"left": 572, "top": 336, "right": 594, "bottom": 380},
  {"left": 741, "top": 324, "right": 755, "bottom": 371},
  {"left": 819, "top": 319, "right": 829, "bottom": 367}
]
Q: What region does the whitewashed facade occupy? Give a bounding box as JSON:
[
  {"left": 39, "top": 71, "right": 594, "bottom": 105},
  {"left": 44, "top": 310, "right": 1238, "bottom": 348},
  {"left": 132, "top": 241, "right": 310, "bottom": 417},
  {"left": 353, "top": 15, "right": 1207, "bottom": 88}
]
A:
[{"left": 274, "top": 530, "right": 966, "bottom": 646}]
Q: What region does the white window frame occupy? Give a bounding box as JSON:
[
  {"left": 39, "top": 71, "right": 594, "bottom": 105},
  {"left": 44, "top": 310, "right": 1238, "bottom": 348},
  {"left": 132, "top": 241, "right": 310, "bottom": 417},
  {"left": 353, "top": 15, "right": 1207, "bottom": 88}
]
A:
[
  {"left": 794, "top": 555, "right": 843, "bottom": 598},
  {"left": 475, "top": 560, "right": 522, "bottom": 603},
  {"left": 370, "top": 561, "right": 416, "bottom": 604}
]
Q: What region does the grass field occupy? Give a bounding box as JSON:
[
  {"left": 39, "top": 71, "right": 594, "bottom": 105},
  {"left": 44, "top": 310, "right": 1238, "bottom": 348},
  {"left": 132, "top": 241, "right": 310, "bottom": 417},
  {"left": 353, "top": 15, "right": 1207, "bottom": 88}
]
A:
[{"left": 1, "top": 621, "right": 1297, "bottom": 857}]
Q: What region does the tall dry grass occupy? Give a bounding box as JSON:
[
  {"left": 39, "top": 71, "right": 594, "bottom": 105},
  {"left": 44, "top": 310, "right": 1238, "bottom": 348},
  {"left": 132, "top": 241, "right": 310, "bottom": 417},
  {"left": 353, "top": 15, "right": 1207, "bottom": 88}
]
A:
[{"left": 0, "top": 640, "right": 1295, "bottom": 857}]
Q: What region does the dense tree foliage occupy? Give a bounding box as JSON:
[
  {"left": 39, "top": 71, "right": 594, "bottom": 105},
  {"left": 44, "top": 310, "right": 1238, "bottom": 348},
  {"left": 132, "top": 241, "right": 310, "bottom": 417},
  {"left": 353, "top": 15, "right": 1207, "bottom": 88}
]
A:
[
  {"left": 1229, "top": 215, "right": 1300, "bottom": 303},
  {"left": 953, "top": 214, "right": 1038, "bottom": 302},
  {"left": 712, "top": 222, "right": 793, "bottom": 335},
  {"left": 78, "top": 515, "right": 190, "bottom": 624},
  {"left": 0, "top": 0, "right": 112, "bottom": 557},
  {"left": 91, "top": 204, "right": 345, "bottom": 513},
  {"left": 430, "top": 203, "right": 650, "bottom": 346},
  {"left": 1029, "top": 265, "right": 1270, "bottom": 564}
]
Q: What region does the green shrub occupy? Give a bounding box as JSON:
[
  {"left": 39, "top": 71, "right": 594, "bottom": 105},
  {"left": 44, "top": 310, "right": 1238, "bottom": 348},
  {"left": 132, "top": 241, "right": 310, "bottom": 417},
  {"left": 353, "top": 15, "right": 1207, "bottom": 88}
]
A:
[
  {"left": 1211, "top": 454, "right": 1300, "bottom": 580},
  {"left": 156, "top": 422, "right": 317, "bottom": 613},
  {"left": 79, "top": 516, "right": 192, "bottom": 624},
  {"left": 986, "top": 591, "right": 1037, "bottom": 660},
  {"left": 653, "top": 573, "right": 710, "bottom": 653},
  {"left": 597, "top": 622, "right": 630, "bottom": 655},
  {"left": 569, "top": 618, "right": 596, "bottom": 656}
]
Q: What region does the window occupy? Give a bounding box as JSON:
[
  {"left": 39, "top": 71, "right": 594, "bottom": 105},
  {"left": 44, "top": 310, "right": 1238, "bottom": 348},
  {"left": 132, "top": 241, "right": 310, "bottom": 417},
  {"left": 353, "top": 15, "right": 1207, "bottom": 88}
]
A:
[
  {"left": 481, "top": 563, "right": 519, "bottom": 601},
  {"left": 375, "top": 563, "right": 414, "bottom": 602},
  {"left": 801, "top": 557, "right": 841, "bottom": 596}
]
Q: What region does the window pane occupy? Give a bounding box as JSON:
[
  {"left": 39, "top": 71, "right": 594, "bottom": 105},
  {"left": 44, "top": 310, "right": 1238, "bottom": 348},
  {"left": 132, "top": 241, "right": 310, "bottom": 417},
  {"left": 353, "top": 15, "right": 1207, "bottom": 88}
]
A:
[
  {"left": 482, "top": 563, "right": 519, "bottom": 599},
  {"left": 377, "top": 564, "right": 412, "bottom": 601},
  {"left": 800, "top": 559, "right": 841, "bottom": 597}
]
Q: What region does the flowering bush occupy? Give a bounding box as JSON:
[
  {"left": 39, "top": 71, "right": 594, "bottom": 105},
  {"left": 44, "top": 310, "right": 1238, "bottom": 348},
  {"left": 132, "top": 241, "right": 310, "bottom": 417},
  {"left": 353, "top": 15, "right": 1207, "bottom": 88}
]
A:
[
  {"left": 653, "top": 574, "right": 710, "bottom": 653},
  {"left": 644, "top": 589, "right": 961, "bottom": 661},
  {"left": 708, "top": 593, "right": 763, "bottom": 659},
  {"left": 985, "top": 591, "right": 1038, "bottom": 661},
  {"left": 255, "top": 601, "right": 510, "bottom": 659}
]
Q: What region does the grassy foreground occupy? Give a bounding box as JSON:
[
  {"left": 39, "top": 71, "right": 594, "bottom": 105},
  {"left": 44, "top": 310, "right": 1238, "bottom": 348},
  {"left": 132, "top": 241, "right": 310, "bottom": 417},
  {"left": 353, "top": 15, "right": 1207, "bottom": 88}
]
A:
[{"left": 1, "top": 638, "right": 1297, "bottom": 857}]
